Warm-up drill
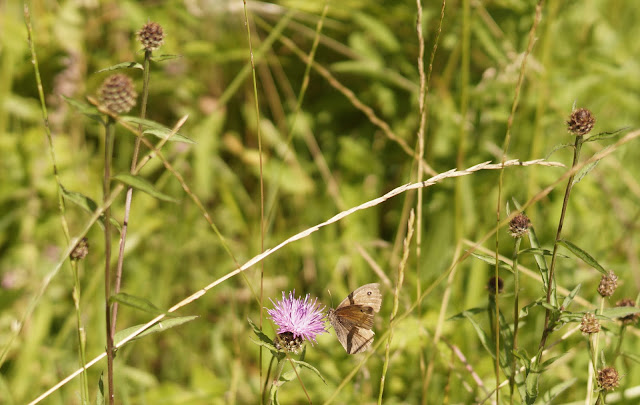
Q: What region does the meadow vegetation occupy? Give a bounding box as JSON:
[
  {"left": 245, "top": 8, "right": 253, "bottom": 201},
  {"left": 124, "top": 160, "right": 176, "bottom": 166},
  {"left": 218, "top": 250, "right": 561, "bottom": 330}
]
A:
[{"left": 1, "top": 0, "right": 640, "bottom": 404}]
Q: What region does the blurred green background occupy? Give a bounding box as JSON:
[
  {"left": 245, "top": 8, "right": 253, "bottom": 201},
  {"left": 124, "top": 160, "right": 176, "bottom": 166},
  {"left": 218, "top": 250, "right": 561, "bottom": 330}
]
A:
[{"left": 1, "top": 0, "right": 639, "bottom": 403}]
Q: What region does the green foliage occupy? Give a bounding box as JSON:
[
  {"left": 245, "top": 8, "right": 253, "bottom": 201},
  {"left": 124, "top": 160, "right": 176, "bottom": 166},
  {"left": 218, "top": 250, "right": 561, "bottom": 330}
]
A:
[{"left": 2, "top": 1, "right": 640, "bottom": 404}]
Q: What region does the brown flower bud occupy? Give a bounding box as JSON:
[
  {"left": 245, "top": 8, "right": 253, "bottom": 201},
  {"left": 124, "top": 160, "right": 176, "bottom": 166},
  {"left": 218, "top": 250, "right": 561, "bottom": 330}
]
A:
[
  {"left": 509, "top": 213, "right": 531, "bottom": 238},
  {"left": 137, "top": 22, "right": 165, "bottom": 52},
  {"left": 616, "top": 298, "right": 639, "bottom": 325},
  {"left": 567, "top": 108, "right": 595, "bottom": 136},
  {"left": 70, "top": 237, "right": 89, "bottom": 261},
  {"left": 98, "top": 74, "right": 137, "bottom": 114},
  {"left": 597, "top": 271, "right": 618, "bottom": 297},
  {"left": 597, "top": 366, "right": 620, "bottom": 391},
  {"left": 487, "top": 276, "right": 504, "bottom": 295},
  {"left": 579, "top": 312, "right": 600, "bottom": 335}
]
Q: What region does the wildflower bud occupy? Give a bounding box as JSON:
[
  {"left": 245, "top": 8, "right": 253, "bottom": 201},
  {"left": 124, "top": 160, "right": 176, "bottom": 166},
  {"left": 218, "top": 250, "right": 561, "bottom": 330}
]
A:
[
  {"left": 597, "top": 366, "right": 620, "bottom": 391},
  {"left": 70, "top": 237, "right": 89, "bottom": 261},
  {"left": 509, "top": 213, "right": 531, "bottom": 238},
  {"left": 137, "top": 22, "right": 165, "bottom": 52},
  {"left": 274, "top": 332, "right": 304, "bottom": 354},
  {"left": 579, "top": 312, "right": 600, "bottom": 335},
  {"left": 616, "top": 298, "right": 639, "bottom": 325},
  {"left": 567, "top": 108, "right": 595, "bottom": 136},
  {"left": 487, "top": 276, "right": 504, "bottom": 295},
  {"left": 98, "top": 74, "right": 137, "bottom": 114},
  {"left": 597, "top": 271, "right": 618, "bottom": 297}
]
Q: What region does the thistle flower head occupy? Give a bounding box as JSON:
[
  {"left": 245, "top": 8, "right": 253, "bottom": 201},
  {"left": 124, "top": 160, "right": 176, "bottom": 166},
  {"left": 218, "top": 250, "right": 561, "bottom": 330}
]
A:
[
  {"left": 567, "top": 108, "right": 595, "bottom": 136},
  {"left": 267, "top": 291, "right": 327, "bottom": 345},
  {"left": 597, "top": 270, "right": 618, "bottom": 297},
  {"left": 98, "top": 74, "right": 137, "bottom": 114},
  {"left": 509, "top": 213, "right": 531, "bottom": 238},
  {"left": 579, "top": 312, "right": 600, "bottom": 335},
  {"left": 137, "top": 22, "right": 165, "bottom": 51},
  {"left": 597, "top": 366, "right": 620, "bottom": 391}
]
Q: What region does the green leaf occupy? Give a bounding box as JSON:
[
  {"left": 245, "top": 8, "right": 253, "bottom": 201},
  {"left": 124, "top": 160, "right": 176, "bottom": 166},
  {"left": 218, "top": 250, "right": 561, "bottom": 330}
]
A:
[
  {"left": 109, "top": 292, "right": 164, "bottom": 315},
  {"left": 469, "top": 252, "right": 512, "bottom": 272},
  {"left": 528, "top": 227, "right": 556, "bottom": 305},
  {"left": 142, "top": 128, "right": 195, "bottom": 144},
  {"left": 622, "top": 351, "right": 640, "bottom": 364},
  {"left": 112, "top": 173, "right": 178, "bottom": 202},
  {"left": 557, "top": 239, "right": 607, "bottom": 274},
  {"left": 114, "top": 316, "right": 198, "bottom": 346},
  {"left": 448, "top": 307, "right": 486, "bottom": 321},
  {"left": 540, "top": 378, "right": 576, "bottom": 404},
  {"left": 544, "top": 142, "right": 573, "bottom": 160},
  {"left": 460, "top": 311, "right": 495, "bottom": 360},
  {"left": 600, "top": 306, "right": 640, "bottom": 319},
  {"left": 61, "top": 95, "right": 104, "bottom": 123},
  {"left": 96, "top": 61, "right": 143, "bottom": 72},
  {"left": 561, "top": 284, "right": 581, "bottom": 311},
  {"left": 96, "top": 372, "right": 105, "bottom": 405},
  {"left": 290, "top": 359, "right": 326, "bottom": 384},
  {"left": 150, "top": 54, "right": 181, "bottom": 62},
  {"left": 572, "top": 159, "right": 600, "bottom": 187},
  {"left": 584, "top": 127, "right": 629, "bottom": 143},
  {"left": 120, "top": 116, "right": 194, "bottom": 143},
  {"left": 248, "top": 317, "right": 277, "bottom": 353},
  {"left": 519, "top": 248, "right": 567, "bottom": 258},
  {"left": 61, "top": 186, "right": 121, "bottom": 232}
]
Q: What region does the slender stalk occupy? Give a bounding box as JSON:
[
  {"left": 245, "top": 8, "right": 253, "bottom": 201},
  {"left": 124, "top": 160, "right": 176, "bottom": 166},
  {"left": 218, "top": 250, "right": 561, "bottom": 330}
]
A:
[
  {"left": 509, "top": 237, "right": 522, "bottom": 403},
  {"left": 539, "top": 134, "right": 583, "bottom": 352},
  {"left": 111, "top": 49, "right": 152, "bottom": 337},
  {"left": 23, "top": 5, "right": 90, "bottom": 402},
  {"left": 103, "top": 117, "right": 116, "bottom": 405}
]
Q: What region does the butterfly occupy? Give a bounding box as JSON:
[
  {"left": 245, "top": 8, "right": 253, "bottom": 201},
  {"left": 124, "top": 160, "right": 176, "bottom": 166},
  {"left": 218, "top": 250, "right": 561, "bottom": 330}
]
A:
[{"left": 328, "top": 283, "right": 382, "bottom": 354}]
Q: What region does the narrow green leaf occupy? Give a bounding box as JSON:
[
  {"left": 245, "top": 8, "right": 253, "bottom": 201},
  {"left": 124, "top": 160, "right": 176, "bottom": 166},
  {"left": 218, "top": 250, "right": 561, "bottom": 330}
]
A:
[
  {"left": 120, "top": 116, "right": 194, "bottom": 143},
  {"left": 469, "top": 252, "right": 512, "bottom": 272},
  {"left": 150, "top": 54, "right": 181, "bottom": 62},
  {"left": 600, "top": 306, "right": 640, "bottom": 319},
  {"left": 461, "top": 311, "right": 495, "bottom": 360},
  {"left": 572, "top": 159, "right": 600, "bottom": 187},
  {"left": 584, "top": 127, "right": 628, "bottom": 143},
  {"left": 540, "top": 378, "right": 576, "bottom": 404},
  {"left": 290, "top": 359, "right": 327, "bottom": 384},
  {"left": 114, "top": 316, "right": 198, "bottom": 346},
  {"left": 448, "top": 307, "right": 486, "bottom": 321},
  {"left": 61, "top": 95, "right": 104, "bottom": 123},
  {"left": 248, "top": 318, "right": 276, "bottom": 348},
  {"left": 96, "top": 372, "right": 105, "bottom": 405},
  {"left": 96, "top": 62, "right": 143, "bottom": 73},
  {"left": 112, "top": 173, "right": 177, "bottom": 202},
  {"left": 519, "top": 248, "right": 567, "bottom": 258},
  {"left": 109, "top": 292, "right": 164, "bottom": 315},
  {"left": 557, "top": 239, "right": 607, "bottom": 274},
  {"left": 622, "top": 351, "right": 640, "bottom": 364},
  {"left": 143, "top": 128, "right": 195, "bottom": 144},
  {"left": 560, "top": 284, "right": 582, "bottom": 311},
  {"left": 61, "top": 186, "right": 121, "bottom": 232},
  {"left": 544, "top": 142, "right": 573, "bottom": 160}
]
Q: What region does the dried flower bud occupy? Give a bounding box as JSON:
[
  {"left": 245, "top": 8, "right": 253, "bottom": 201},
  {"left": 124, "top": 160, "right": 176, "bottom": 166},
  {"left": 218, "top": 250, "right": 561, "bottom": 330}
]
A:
[
  {"left": 274, "top": 332, "right": 304, "bottom": 354},
  {"left": 597, "top": 271, "right": 618, "bottom": 297},
  {"left": 487, "top": 276, "right": 504, "bottom": 295},
  {"left": 137, "top": 22, "right": 165, "bottom": 52},
  {"left": 616, "top": 298, "right": 639, "bottom": 325},
  {"left": 509, "top": 213, "right": 531, "bottom": 238},
  {"left": 597, "top": 366, "right": 620, "bottom": 391},
  {"left": 567, "top": 108, "right": 595, "bottom": 136},
  {"left": 579, "top": 312, "right": 600, "bottom": 335},
  {"left": 70, "top": 237, "right": 89, "bottom": 261},
  {"left": 98, "top": 74, "right": 137, "bottom": 114}
]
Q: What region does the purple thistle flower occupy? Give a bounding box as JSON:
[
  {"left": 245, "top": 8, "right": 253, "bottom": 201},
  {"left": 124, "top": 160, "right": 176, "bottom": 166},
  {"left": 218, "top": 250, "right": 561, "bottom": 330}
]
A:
[{"left": 267, "top": 291, "right": 327, "bottom": 345}]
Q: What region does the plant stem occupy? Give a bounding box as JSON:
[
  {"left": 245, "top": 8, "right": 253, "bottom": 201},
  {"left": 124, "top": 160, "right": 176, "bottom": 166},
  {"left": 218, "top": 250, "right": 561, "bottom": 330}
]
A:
[
  {"left": 539, "top": 134, "right": 583, "bottom": 353},
  {"left": 111, "top": 49, "right": 152, "bottom": 337},
  {"left": 509, "top": 237, "right": 522, "bottom": 403},
  {"left": 104, "top": 117, "right": 116, "bottom": 405}
]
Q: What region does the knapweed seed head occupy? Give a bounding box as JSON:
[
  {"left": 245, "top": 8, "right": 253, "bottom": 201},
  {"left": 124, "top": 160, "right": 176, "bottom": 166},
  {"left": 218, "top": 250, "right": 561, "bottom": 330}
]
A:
[
  {"left": 597, "top": 366, "right": 620, "bottom": 391},
  {"left": 509, "top": 213, "right": 531, "bottom": 238},
  {"left": 138, "top": 22, "right": 165, "bottom": 52},
  {"left": 579, "top": 312, "right": 600, "bottom": 335},
  {"left": 70, "top": 237, "right": 89, "bottom": 261},
  {"left": 98, "top": 74, "right": 137, "bottom": 114},
  {"left": 487, "top": 276, "right": 504, "bottom": 295},
  {"left": 616, "top": 298, "right": 639, "bottom": 325},
  {"left": 267, "top": 291, "right": 327, "bottom": 345},
  {"left": 567, "top": 108, "right": 595, "bottom": 136},
  {"left": 597, "top": 271, "right": 618, "bottom": 297}
]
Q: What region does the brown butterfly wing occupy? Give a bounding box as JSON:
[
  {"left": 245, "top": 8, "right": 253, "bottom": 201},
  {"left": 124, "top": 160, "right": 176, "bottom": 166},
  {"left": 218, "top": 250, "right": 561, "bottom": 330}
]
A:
[
  {"left": 329, "top": 283, "right": 382, "bottom": 354},
  {"left": 335, "top": 283, "right": 381, "bottom": 313}
]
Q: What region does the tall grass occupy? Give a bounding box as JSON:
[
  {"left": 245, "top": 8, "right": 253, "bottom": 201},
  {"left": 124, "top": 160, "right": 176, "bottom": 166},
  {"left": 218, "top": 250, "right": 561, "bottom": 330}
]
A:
[{"left": 1, "top": 1, "right": 640, "bottom": 404}]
